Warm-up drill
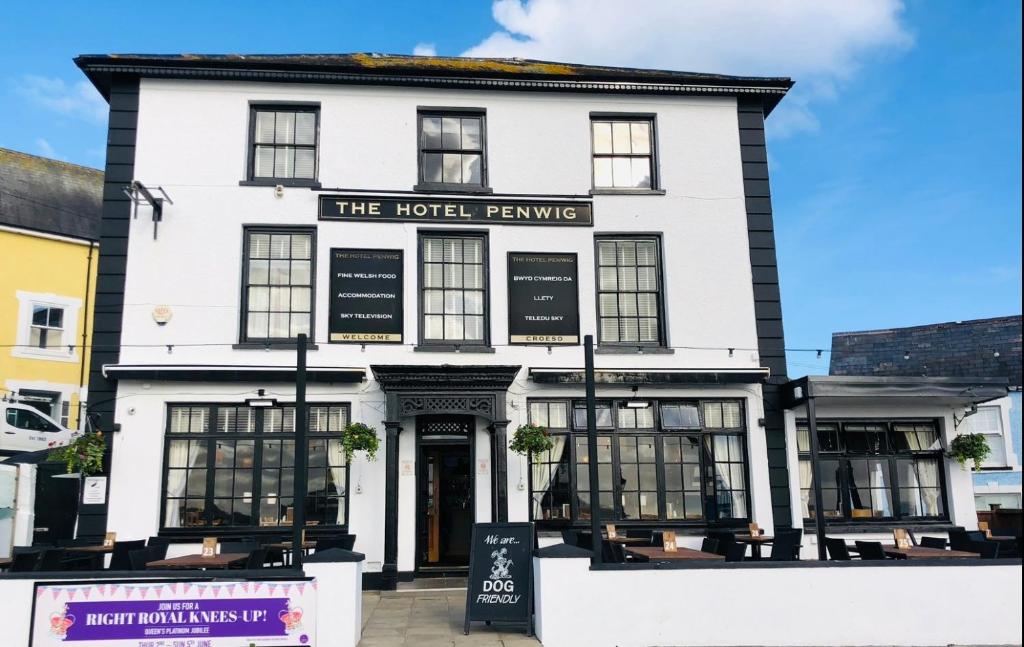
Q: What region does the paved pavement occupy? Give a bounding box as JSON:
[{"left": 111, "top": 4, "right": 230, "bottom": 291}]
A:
[{"left": 359, "top": 589, "right": 540, "bottom": 646}]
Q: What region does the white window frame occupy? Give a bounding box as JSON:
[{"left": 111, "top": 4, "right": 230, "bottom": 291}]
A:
[
  {"left": 11, "top": 291, "right": 81, "bottom": 363},
  {"left": 962, "top": 401, "right": 1019, "bottom": 472}
]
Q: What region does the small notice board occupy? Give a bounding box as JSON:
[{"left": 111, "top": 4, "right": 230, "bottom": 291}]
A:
[{"left": 464, "top": 522, "right": 534, "bottom": 635}]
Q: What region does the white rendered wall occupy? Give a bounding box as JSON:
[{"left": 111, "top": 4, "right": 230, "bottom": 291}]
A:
[{"left": 533, "top": 557, "right": 1023, "bottom": 647}]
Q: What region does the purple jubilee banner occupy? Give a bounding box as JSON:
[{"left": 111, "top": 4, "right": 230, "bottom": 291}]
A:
[{"left": 63, "top": 597, "right": 288, "bottom": 641}]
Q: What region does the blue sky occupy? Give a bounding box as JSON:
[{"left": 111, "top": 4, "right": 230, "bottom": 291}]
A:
[{"left": 2, "top": 1, "right": 1020, "bottom": 377}]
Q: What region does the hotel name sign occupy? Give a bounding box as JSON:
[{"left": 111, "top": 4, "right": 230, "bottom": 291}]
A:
[{"left": 318, "top": 194, "right": 593, "bottom": 226}]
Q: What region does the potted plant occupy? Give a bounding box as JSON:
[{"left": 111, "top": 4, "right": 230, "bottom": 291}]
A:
[
  {"left": 948, "top": 433, "right": 990, "bottom": 470},
  {"left": 509, "top": 423, "right": 554, "bottom": 458},
  {"left": 340, "top": 422, "right": 380, "bottom": 462},
  {"left": 49, "top": 431, "right": 106, "bottom": 476}
]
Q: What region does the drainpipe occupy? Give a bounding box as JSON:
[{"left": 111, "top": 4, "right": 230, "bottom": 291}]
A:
[{"left": 77, "top": 242, "right": 96, "bottom": 430}]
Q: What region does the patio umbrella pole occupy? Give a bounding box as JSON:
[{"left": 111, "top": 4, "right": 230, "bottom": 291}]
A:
[
  {"left": 584, "top": 335, "right": 602, "bottom": 564},
  {"left": 292, "top": 333, "right": 309, "bottom": 570}
]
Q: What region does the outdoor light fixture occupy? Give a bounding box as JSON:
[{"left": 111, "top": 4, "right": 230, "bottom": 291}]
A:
[
  {"left": 903, "top": 351, "right": 911, "bottom": 360},
  {"left": 245, "top": 389, "right": 277, "bottom": 408},
  {"left": 625, "top": 385, "right": 651, "bottom": 408}
]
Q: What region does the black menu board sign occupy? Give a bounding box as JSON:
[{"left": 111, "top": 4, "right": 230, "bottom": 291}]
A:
[
  {"left": 464, "top": 522, "right": 534, "bottom": 635},
  {"left": 328, "top": 248, "right": 403, "bottom": 343},
  {"left": 507, "top": 252, "right": 579, "bottom": 345}
]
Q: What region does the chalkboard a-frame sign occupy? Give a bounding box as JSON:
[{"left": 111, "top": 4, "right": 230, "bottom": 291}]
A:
[{"left": 464, "top": 522, "right": 534, "bottom": 636}]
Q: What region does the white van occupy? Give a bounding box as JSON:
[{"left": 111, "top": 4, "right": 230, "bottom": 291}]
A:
[{"left": 1, "top": 402, "right": 80, "bottom": 456}]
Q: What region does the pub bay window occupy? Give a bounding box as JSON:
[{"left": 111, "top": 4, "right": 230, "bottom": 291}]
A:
[
  {"left": 596, "top": 237, "right": 664, "bottom": 346},
  {"left": 248, "top": 105, "right": 319, "bottom": 182},
  {"left": 241, "top": 228, "right": 314, "bottom": 342},
  {"left": 419, "top": 233, "right": 488, "bottom": 345},
  {"left": 528, "top": 399, "right": 749, "bottom": 526},
  {"left": 162, "top": 403, "right": 349, "bottom": 530},
  {"left": 591, "top": 117, "right": 656, "bottom": 190},
  {"left": 417, "top": 110, "right": 487, "bottom": 190},
  {"left": 797, "top": 420, "right": 946, "bottom": 522}
]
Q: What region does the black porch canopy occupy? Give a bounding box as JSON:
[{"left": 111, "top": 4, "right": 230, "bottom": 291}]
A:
[
  {"left": 785, "top": 375, "right": 1009, "bottom": 560},
  {"left": 370, "top": 364, "right": 521, "bottom": 590}
]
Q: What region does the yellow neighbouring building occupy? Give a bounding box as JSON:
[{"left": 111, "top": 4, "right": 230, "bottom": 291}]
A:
[{"left": 0, "top": 147, "right": 101, "bottom": 432}]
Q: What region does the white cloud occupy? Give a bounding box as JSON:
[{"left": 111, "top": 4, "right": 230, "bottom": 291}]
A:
[
  {"left": 36, "top": 138, "right": 59, "bottom": 159},
  {"left": 16, "top": 75, "right": 107, "bottom": 123},
  {"left": 462, "top": 0, "right": 912, "bottom": 137},
  {"left": 413, "top": 43, "right": 438, "bottom": 56}
]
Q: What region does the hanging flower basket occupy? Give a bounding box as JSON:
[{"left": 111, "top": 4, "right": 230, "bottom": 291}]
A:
[
  {"left": 49, "top": 431, "right": 106, "bottom": 476},
  {"left": 509, "top": 424, "right": 554, "bottom": 458},
  {"left": 948, "top": 433, "right": 990, "bottom": 470},
  {"left": 341, "top": 422, "right": 380, "bottom": 462}
]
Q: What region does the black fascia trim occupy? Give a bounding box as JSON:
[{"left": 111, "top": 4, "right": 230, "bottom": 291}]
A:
[
  {"left": 76, "top": 63, "right": 791, "bottom": 114},
  {"left": 103, "top": 365, "right": 365, "bottom": 383},
  {"left": 528, "top": 368, "right": 769, "bottom": 385}
]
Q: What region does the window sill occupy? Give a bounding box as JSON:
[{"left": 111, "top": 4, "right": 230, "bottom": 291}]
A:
[
  {"left": 239, "top": 179, "right": 322, "bottom": 189},
  {"left": 802, "top": 521, "right": 953, "bottom": 533},
  {"left": 589, "top": 188, "right": 666, "bottom": 196},
  {"left": 233, "top": 342, "right": 320, "bottom": 350},
  {"left": 413, "top": 183, "right": 494, "bottom": 195},
  {"left": 414, "top": 344, "right": 495, "bottom": 354},
  {"left": 594, "top": 346, "right": 674, "bottom": 355}
]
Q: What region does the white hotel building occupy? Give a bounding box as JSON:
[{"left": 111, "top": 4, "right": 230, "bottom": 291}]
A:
[{"left": 73, "top": 53, "right": 1003, "bottom": 588}]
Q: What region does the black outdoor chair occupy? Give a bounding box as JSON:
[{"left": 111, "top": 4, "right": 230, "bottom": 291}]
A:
[
  {"left": 129, "top": 548, "right": 153, "bottom": 571},
  {"left": 948, "top": 529, "right": 973, "bottom": 552},
  {"left": 971, "top": 540, "right": 1000, "bottom": 559},
  {"left": 707, "top": 530, "right": 738, "bottom": 558},
  {"left": 600, "top": 540, "right": 626, "bottom": 563},
  {"left": 147, "top": 536, "right": 171, "bottom": 548},
  {"left": 36, "top": 548, "right": 68, "bottom": 571},
  {"left": 649, "top": 531, "right": 664, "bottom": 547},
  {"left": 723, "top": 542, "right": 746, "bottom": 562},
  {"left": 625, "top": 529, "right": 653, "bottom": 542},
  {"left": 109, "top": 540, "right": 146, "bottom": 570},
  {"left": 148, "top": 544, "right": 168, "bottom": 561},
  {"left": 575, "top": 531, "right": 594, "bottom": 550},
  {"left": 825, "top": 537, "right": 852, "bottom": 560},
  {"left": 220, "top": 541, "right": 257, "bottom": 554},
  {"left": 560, "top": 529, "right": 578, "bottom": 546},
  {"left": 245, "top": 547, "right": 268, "bottom": 569},
  {"left": 920, "top": 536, "right": 947, "bottom": 549},
  {"left": 700, "top": 537, "right": 719, "bottom": 554},
  {"left": 769, "top": 530, "right": 802, "bottom": 561},
  {"left": 315, "top": 534, "right": 356, "bottom": 551},
  {"left": 9, "top": 550, "right": 40, "bottom": 572},
  {"left": 854, "top": 541, "right": 889, "bottom": 560}
]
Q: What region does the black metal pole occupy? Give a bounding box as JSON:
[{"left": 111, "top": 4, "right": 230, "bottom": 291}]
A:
[
  {"left": 292, "top": 333, "right": 309, "bottom": 569},
  {"left": 806, "top": 388, "right": 828, "bottom": 561},
  {"left": 584, "top": 335, "right": 602, "bottom": 563}
]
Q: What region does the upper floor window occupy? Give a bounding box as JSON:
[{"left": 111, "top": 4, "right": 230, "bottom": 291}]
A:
[
  {"left": 595, "top": 237, "right": 664, "bottom": 346},
  {"left": 591, "top": 116, "right": 656, "bottom": 190},
  {"left": 962, "top": 406, "right": 1008, "bottom": 468},
  {"left": 30, "top": 306, "right": 64, "bottom": 349},
  {"left": 419, "top": 233, "right": 488, "bottom": 345},
  {"left": 241, "top": 228, "right": 314, "bottom": 342},
  {"left": 248, "top": 106, "right": 319, "bottom": 183},
  {"left": 417, "top": 110, "right": 487, "bottom": 191}
]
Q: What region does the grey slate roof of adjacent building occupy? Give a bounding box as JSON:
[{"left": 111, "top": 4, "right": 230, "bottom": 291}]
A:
[
  {"left": 829, "top": 315, "right": 1023, "bottom": 388},
  {"left": 74, "top": 52, "right": 793, "bottom": 114},
  {"left": 0, "top": 147, "right": 103, "bottom": 241}
]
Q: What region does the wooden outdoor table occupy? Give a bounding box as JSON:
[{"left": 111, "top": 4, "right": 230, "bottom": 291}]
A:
[
  {"left": 0, "top": 557, "right": 11, "bottom": 570},
  {"left": 734, "top": 534, "right": 774, "bottom": 560},
  {"left": 883, "top": 546, "right": 980, "bottom": 559},
  {"left": 606, "top": 536, "right": 648, "bottom": 545},
  {"left": 264, "top": 541, "right": 316, "bottom": 565},
  {"left": 64, "top": 545, "right": 114, "bottom": 553},
  {"left": 146, "top": 553, "right": 249, "bottom": 569},
  {"left": 625, "top": 546, "right": 724, "bottom": 561}
]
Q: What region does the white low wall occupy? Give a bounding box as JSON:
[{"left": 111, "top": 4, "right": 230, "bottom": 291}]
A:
[
  {"left": 533, "top": 556, "right": 1023, "bottom": 647},
  {"left": 0, "top": 560, "right": 363, "bottom": 647}
]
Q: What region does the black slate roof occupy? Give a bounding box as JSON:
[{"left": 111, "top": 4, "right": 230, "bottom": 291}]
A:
[
  {"left": 829, "top": 316, "right": 1023, "bottom": 388},
  {"left": 0, "top": 147, "right": 102, "bottom": 241},
  {"left": 75, "top": 53, "right": 793, "bottom": 113}
]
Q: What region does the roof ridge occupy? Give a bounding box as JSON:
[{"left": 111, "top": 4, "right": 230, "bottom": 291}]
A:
[{"left": 0, "top": 147, "right": 103, "bottom": 175}]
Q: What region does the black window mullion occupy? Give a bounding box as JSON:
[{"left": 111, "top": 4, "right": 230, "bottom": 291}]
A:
[
  {"left": 250, "top": 408, "right": 266, "bottom": 527},
  {"left": 203, "top": 406, "right": 218, "bottom": 527},
  {"left": 655, "top": 434, "right": 666, "bottom": 522}
]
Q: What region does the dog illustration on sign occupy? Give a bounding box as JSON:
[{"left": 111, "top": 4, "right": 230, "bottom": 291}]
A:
[{"left": 489, "top": 547, "right": 513, "bottom": 580}]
